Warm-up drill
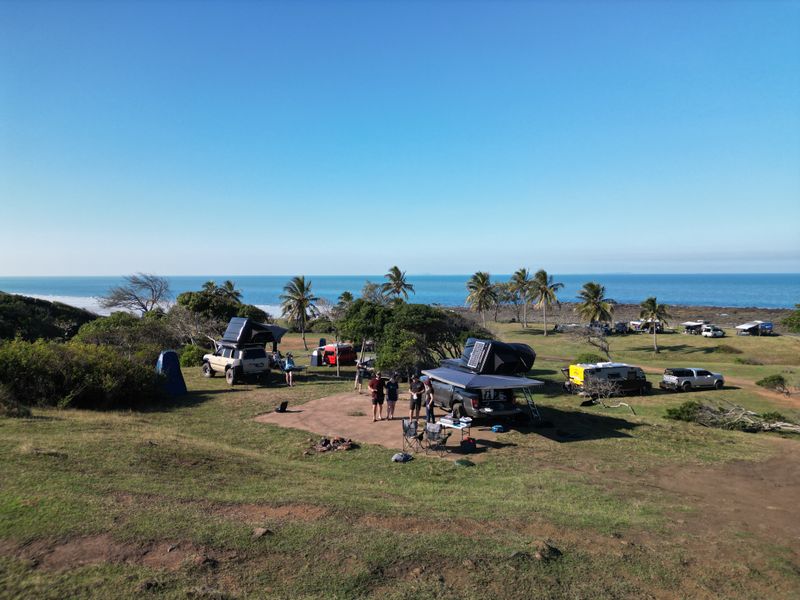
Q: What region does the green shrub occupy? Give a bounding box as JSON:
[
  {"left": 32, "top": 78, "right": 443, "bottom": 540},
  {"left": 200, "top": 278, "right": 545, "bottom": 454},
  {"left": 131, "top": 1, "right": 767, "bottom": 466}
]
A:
[
  {"left": 760, "top": 411, "right": 791, "bottom": 423},
  {"left": 574, "top": 353, "right": 605, "bottom": 364},
  {"left": 665, "top": 400, "right": 703, "bottom": 422},
  {"left": 755, "top": 374, "right": 787, "bottom": 391},
  {"left": 0, "top": 339, "right": 162, "bottom": 409},
  {"left": 0, "top": 383, "right": 31, "bottom": 418},
  {"left": 734, "top": 357, "right": 763, "bottom": 365},
  {"left": 179, "top": 344, "right": 206, "bottom": 367},
  {"left": 714, "top": 344, "right": 742, "bottom": 355}
]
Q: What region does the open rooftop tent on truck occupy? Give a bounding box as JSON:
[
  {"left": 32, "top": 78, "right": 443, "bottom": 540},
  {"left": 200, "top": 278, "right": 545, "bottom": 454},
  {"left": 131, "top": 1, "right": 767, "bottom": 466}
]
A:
[
  {"left": 439, "top": 337, "right": 536, "bottom": 375},
  {"left": 221, "top": 317, "right": 288, "bottom": 351}
]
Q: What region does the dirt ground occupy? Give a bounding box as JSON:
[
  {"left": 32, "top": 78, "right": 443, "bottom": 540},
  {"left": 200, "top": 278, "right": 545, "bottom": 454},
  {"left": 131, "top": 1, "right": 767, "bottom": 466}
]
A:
[{"left": 254, "top": 391, "right": 502, "bottom": 455}]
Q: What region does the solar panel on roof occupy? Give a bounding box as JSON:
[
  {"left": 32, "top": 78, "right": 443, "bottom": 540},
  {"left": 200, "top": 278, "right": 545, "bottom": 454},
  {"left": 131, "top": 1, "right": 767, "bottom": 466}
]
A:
[{"left": 467, "top": 340, "right": 487, "bottom": 369}]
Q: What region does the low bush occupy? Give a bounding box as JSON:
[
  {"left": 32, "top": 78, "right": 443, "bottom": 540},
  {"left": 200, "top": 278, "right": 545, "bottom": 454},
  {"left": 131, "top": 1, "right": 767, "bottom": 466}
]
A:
[
  {"left": 734, "top": 357, "right": 763, "bottom": 365},
  {"left": 665, "top": 400, "right": 703, "bottom": 422},
  {"left": 714, "top": 344, "right": 742, "bottom": 355},
  {"left": 0, "top": 339, "right": 162, "bottom": 409},
  {"left": 179, "top": 344, "right": 206, "bottom": 367},
  {"left": 574, "top": 353, "right": 605, "bottom": 364},
  {"left": 756, "top": 374, "right": 787, "bottom": 391},
  {"left": 760, "top": 411, "right": 791, "bottom": 423},
  {"left": 0, "top": 383, "right": 31, "bottom": 418}
]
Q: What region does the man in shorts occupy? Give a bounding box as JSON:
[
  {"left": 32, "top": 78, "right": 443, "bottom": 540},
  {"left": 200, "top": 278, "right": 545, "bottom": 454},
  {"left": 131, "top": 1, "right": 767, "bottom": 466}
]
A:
[
  {"left": 408, "top": 375, "right": 424, "bottom": 421},
  {"left": 369, "top": 371, "right": 385, "bottom": 422}
]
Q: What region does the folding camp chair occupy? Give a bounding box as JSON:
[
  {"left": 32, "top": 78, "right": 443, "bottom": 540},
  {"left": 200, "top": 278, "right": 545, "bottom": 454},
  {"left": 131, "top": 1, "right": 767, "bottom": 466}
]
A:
[
  {"left": 423, "top": 422, "right": 451, "bottom": 456},
  {"left": 402, "top": 418, "right": 423, "bottom": 453}
]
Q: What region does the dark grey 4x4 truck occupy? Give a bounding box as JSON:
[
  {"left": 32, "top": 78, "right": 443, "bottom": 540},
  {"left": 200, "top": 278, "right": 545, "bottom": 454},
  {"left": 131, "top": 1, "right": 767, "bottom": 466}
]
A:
[{"left": 423, "top": 338, "right": 543, "bottom": 420}]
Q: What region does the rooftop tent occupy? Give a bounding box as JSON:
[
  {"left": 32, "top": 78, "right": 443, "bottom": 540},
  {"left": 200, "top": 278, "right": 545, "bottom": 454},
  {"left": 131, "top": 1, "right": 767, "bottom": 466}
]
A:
[
  {"left": 221, "top": 317, "right": 288, "bottom": 347},
  {"left": 441, "top": 337, "right": 536, "bottom": 375},
  {"left": 421, "top": 367, "right": 544, "bottom": 390},
  {"left": 156, "top": 350, "right": 187, "bottom": 396}
]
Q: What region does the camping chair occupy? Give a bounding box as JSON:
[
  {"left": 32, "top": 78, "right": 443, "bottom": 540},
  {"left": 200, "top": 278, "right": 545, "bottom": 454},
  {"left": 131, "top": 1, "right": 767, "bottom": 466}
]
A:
[
  {"left": 423, "top": 422, "right": 451, "bottom": 456},
  {"left": 402, "top": 418, "right": 423, "bottom": 453}
]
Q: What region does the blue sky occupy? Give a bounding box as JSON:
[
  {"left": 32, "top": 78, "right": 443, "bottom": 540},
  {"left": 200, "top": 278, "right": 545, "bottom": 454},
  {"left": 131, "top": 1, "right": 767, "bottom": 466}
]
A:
[{"left": 1, "top": 0, "right": 798, "bottom": 275}]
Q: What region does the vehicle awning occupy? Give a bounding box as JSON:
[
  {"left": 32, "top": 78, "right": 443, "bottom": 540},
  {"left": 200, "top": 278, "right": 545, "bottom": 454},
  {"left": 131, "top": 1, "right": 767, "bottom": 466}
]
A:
[{"left": 422, "top": 367, "right": 544, "bottom": 390}]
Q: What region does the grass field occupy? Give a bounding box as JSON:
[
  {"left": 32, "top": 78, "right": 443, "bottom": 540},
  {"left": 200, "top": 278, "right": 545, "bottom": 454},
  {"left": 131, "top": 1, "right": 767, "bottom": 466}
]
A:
[{"left": 1, "top": 328, "right": 799, "bottom": 599}]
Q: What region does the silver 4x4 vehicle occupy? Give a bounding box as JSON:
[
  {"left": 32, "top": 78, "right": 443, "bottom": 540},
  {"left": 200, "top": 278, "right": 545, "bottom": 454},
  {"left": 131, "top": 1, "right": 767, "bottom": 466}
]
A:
[
  {"left": 202, "top": 344, "right": 270, "bottom": 385},
  {"left": 201, "top": 317, "right": 287, "bottom": 385},
  {"left": 659, "top": 368, "right": 724, "bottom": 392}
]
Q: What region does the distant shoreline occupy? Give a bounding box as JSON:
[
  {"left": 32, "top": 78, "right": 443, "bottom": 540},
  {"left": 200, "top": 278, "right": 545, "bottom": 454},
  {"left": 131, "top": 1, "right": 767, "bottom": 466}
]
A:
[{"left": 6, "top": 291, "right": 792, "bottom": 333}]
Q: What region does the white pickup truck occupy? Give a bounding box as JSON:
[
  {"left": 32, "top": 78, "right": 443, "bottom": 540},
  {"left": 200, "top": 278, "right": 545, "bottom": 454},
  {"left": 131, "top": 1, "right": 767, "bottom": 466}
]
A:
[{"left": 659, "top": 368, "right": 725, "bottom": 392}]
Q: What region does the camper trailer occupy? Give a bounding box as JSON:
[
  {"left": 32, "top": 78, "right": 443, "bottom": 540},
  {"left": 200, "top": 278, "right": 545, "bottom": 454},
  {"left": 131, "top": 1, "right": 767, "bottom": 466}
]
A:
[{"left": 562, "top": 361, "right": 651, "bottom": 396}]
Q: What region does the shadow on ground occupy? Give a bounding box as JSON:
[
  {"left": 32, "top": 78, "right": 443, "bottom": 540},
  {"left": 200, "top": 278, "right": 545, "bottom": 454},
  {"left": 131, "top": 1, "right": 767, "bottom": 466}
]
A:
[{"left": 512, "top": 405, "right": 640, "bottom": 443}]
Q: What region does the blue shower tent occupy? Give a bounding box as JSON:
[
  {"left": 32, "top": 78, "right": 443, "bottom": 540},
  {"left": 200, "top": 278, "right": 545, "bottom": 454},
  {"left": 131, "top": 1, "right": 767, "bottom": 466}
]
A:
[{"left": 156, "top": 350, "right": 187, "bottom": 396}]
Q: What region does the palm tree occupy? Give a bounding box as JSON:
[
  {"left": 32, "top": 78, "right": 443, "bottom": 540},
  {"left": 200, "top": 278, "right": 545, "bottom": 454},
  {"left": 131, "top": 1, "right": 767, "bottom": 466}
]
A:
[
  {"left": 639, "top": 296, "right": 671, "bottom": 353},
  {"left": 466, "top": 271, "right": 497, "bottom": 327},
  {"left": 510, "top": 268, "right": 532, "bottom": 328},
  {"left": 280, "top": 276, "right": 320, "bottom": 350},
  {"left": 201, "top": 280, "right": 218, "bottom": 294},
  {"left": 381, "top": 266, "right": 414, "bottom": 300},
  {"left": 219, "top": 280, "right": 243, "bottom": 303},
  {"left": 531, "top": 269, "right": 564, "bottom": 336},
  {"left": 577, "top": 282, "right": 614, "bottom": 323},
  {"left": 337, "top": 291, "right": 354, "bottom": 306}
]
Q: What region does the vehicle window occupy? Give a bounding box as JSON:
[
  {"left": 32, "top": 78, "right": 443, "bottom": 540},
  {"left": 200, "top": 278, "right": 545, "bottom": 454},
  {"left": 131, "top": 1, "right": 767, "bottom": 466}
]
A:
[
  {"left": 244, "top": 349, "right": 266, "bottom": 359},
  {"left": 607, "top": 373, "right": 620, "bottom": 380},
  {"left": 696, "top": 370, "right": 711, "bottom": 376},
  {"left": 222, "top": 348, "right": 233, "bottom": 359}
]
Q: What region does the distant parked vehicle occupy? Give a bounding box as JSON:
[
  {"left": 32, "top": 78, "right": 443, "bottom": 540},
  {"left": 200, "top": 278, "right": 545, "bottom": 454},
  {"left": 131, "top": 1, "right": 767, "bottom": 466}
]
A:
[
  {"left": 701, "top": 325, "right": 725, "bottom": 338},
  {"left": 681, "top": 321, "right": 709, "bottom": 335},
  {"left": 659, "top": 368, "right": 724, "bottom": 392},
  {"left": 735, "top": 321, "right": 773, "bottom": 336}
]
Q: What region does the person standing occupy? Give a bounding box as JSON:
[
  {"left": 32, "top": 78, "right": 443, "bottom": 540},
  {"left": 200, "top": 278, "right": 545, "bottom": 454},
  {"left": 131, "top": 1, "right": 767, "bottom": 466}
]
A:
[
  {"left": 284, "top": 353, "right": 296, "bottom": 387},
  {"left": 369, "top": 371, "right": 385, "bottom": 422},
  {"left": 422, "top": 376, "right": 435, "bottom": 422},
  {"left": 408, "top": 375, "right": 424, "bottom": 421},
  {"left": 385, "top": 374, "right": 399, "bottom": 420}
]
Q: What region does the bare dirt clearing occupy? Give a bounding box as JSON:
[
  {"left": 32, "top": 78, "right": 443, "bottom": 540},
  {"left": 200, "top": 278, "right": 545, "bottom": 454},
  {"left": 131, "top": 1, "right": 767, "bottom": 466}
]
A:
[{"left": 254, "top": 391, "right": 505, "bottom": 456}]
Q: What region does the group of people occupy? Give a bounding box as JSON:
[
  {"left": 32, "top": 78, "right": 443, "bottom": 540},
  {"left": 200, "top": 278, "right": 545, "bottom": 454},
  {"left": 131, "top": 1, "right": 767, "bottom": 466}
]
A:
[{"left": 367, "top": 372, "right": 434, "bottom": 423}]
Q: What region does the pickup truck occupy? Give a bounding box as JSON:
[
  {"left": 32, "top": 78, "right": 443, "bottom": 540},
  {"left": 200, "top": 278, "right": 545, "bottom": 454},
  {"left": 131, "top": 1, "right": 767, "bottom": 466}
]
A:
[{"left": 659, "top": 368, "right": 724, "bottom": 392}]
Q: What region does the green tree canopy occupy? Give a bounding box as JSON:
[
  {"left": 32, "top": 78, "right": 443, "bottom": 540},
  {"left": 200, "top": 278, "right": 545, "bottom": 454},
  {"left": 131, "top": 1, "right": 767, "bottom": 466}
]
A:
[
  {"left": 577, "top": 282, "right": 615, "bottom": 323},
  {"left": 280, "top": 276, "right": 319, "bottom": 350},
  {"left": 466, "top": 271, "right": 497, "bottom": 327},
  {"left": 639, "top": 296, "right": 671, "bottom": 353},
  {"left": 381, "top": 266, "right": 415, "bottom": 300},
  {"left": 532, "top": 269, "right": 564, "bottom": 336}
]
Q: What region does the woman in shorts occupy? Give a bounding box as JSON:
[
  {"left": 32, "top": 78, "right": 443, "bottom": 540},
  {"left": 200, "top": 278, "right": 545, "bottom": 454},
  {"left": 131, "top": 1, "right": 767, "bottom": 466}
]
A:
[{"left": 283, "top": 353, "right": 296, "bottom": 387}]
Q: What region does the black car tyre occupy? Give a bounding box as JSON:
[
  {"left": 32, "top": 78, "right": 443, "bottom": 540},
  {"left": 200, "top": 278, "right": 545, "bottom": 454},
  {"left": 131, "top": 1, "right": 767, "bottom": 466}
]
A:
[
  {"left": 682, "top": 382, "right": 691, "bottom": 392},
  {"left": 202, "top": 363, "right": 214, "bottom": 378},
  {"left": 452, "top": 402, "right": 464, "bottom": 418},
  {"left": 225, "top": 368, "right": 236, "bottom": 386},
  {"left": 714, "top": 380, "right": 723, "bottom": 390}
]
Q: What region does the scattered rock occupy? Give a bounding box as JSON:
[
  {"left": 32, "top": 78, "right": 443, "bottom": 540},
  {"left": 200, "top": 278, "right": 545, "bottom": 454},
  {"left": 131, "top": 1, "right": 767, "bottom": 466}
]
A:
[
  {"left": 409, "top": 566, "right": 425, "bottom": 578},
  {"left": 462, "top": 558, "right": 475, "bottom": 569},
  {"left": 192, "top": 554, "right": 218, "bottom": 569},
  {"left": 532, "top": 540, "right": 562, "bottom": 562},
  {"left": 251, "top": 527, "right": 273, "bottom": 540}
]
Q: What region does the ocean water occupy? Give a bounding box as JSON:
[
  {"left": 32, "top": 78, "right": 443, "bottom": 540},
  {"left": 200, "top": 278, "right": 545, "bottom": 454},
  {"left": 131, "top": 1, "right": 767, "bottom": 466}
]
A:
[{"left": 0, "top": 274, "right": 798, "bottom": 314}]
